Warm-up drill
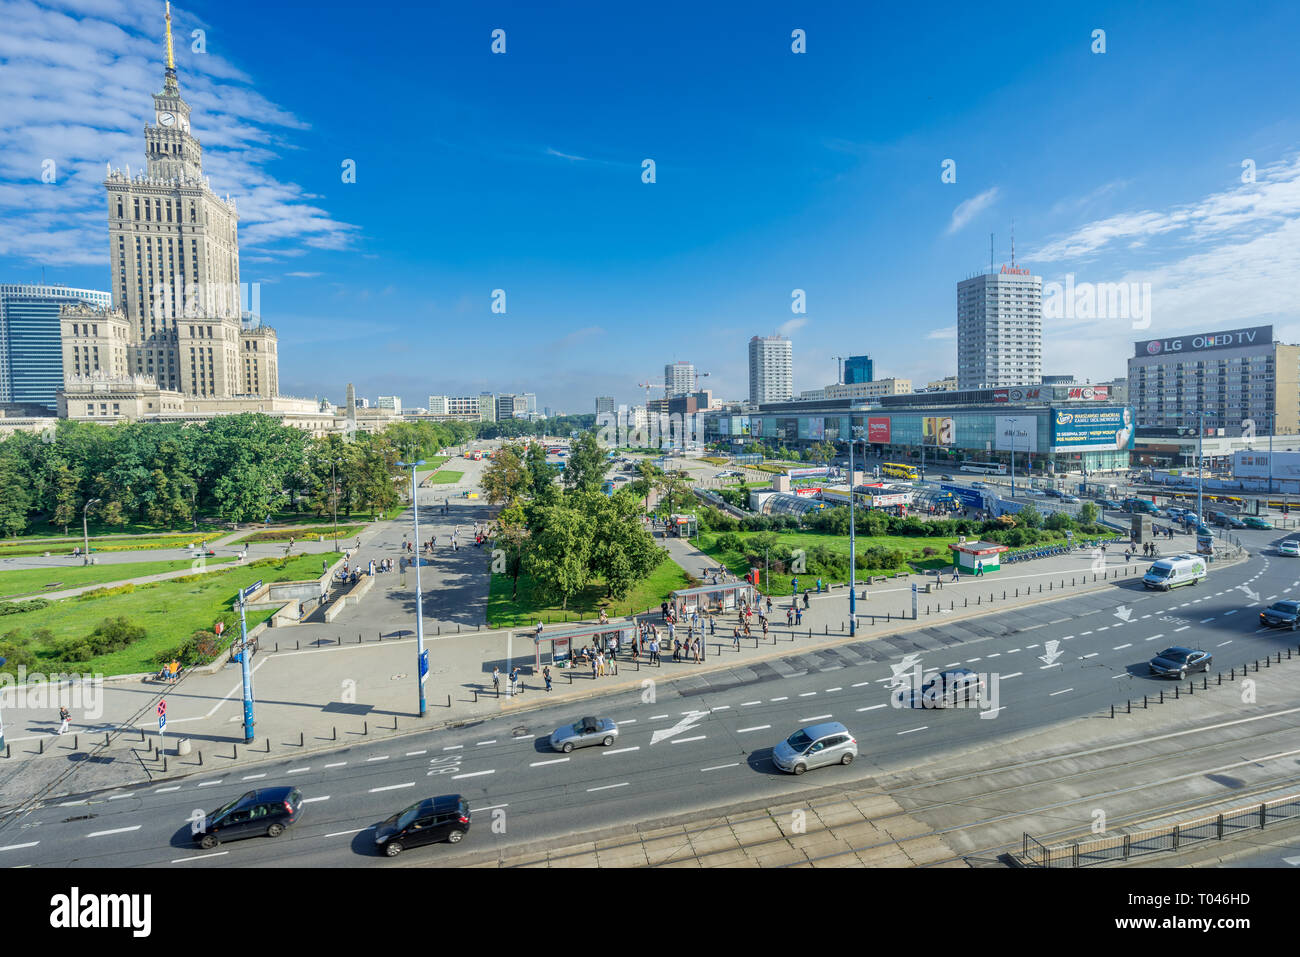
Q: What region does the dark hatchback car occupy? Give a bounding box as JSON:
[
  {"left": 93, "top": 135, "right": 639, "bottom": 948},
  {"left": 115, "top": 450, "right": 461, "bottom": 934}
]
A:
[
  {"left": 195, "top": 787, "right": 303, "bottom": 849},
  {"left": 1259, "top": 600, "right": 1300, "bottom": 630},
  {"left": 1148, "top": 647, "right": 1213, "bottom": 679},
  {"left": 374, "top": 795, "right": 471, "bottom": 857}
]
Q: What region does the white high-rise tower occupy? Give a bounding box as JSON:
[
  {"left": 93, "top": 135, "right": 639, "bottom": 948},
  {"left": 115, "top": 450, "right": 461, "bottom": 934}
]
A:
[{"left": 956, "top": 265, "right": 1042, "bottom": 391}]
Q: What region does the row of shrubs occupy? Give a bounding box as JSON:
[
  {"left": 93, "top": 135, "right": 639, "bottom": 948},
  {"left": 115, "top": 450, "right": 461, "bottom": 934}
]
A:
[{"left": 0, "top": 598, "right": 51, "bottom": 616}]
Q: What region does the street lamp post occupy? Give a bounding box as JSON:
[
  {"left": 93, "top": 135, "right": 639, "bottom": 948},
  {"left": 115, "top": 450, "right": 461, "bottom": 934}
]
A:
[
  {"left": 849, "top": 423, "right": 864, "bottom": 636},
  {"left": 1007, "top": 417, "right": 1018, "bottom": 499},
  {"left": 82, "top": 498, "right": 101, "bottom": 566},
  {"left": 1197, "top": 409, "right": 1204, "bottom": 525},
  {"left": 397, "top": 460, "right": 428, "bottom": 717}
]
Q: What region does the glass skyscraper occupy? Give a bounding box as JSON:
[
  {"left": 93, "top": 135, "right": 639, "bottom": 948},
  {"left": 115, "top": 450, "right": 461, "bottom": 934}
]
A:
[
  {"left": 843, "top": 355, "right": 873, "bottom": 384},
  {"left": 0, "top": 284, "right": 112, "bottom": 410}
]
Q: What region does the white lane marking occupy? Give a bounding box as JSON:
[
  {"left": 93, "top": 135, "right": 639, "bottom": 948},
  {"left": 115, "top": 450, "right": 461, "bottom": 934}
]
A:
[
  {"left": 1081, "top": 631, "right": 1093, "bottom": 636},
  {"left": 288, "top": 766, "right": 312, "bottom": 773},
  {"left": 1007, "top": 648, "right": 1020, "bottom": 654},
  {"left": 616, "top": 719, "right": 636, "bottom": 725},
  {"left": 1049, "top": 688, "right": 1074, "bottom": 696},
  {"left": 671, "top": 735, "right": 706, "bottom": 744},
  {"left": 798, "top": 692, "right": 817, "bottom": 698},
  {"left": 530, "top": 758, "right": 570, "bottom": 767},
  {"left": 1113, "top": 644, "right": 1132, "bottom": 650},
  {"left": 1147, "top": 633, "right": 1164, "bottom": 641},
  {"left": 453, "top": 770, "right": 495, "bottom": 780},
  {"left": 857, "top": 704, "right": 887, "bottom": 711},
  {"left": 1267, "top": 595, "right": 1278, "bottom": 601},
  {"left": 1001, "top": 672, "right": 1023, "bottom": 679},
  {"left": 443, "top": 745, "right": 463, "bottom": 751},
  {"left": 851, "top": 682, "right": 871, "bottom": 689},
  {"left": 944, "top": 662, "right": 961, "bottom": 668},
  {"left": 771, "top": 697, "right": 789, "bottom": 702},
  {"left": 172, "top": 851, "right": 228, "bottom": 863},
  {"left": 476, "top": 803, "right": 509, "bottom": 812},
  {"left": 603, "top": 746, "right": 640, "bottom": 755},
  {"left": 197, "top": 780, "right": 224, "bottom": 787},
  {"left": 710, "top": 706, "right": 731, "bottom": 712},
  {"left": 1175, "top": 625, "right": 1191, "bottom": 632},
  {"left": 1200, "top": 617, "right": 1215, "bottom": 623},
  {"left": 825, "top": 687, "right": 843, "bottom": 693},
  {"left": 302, "top": 796, "right": 330, "bottom": 804},
  {"left": 741, "top": 700, "right": 763, "bottom": 706},
  {"left": 1218, "top": 640, "right": 1234, "bottom": 647},
  {"left": 737, "top": 725, "right": 772, "bottom": 734},
  {"left": 987, "top": 653, "right": 1001, "bottom": 658},
  {"left": 369, "top": 782, "right": 415, "bottom": 793},
  {"left": 1061, "top": 636, "right": 1074, "bottom": 641},
  {"left": 475, "top": 740, "right": 496, "bottom": 746},
  {"left": 897, "top": 726, "right": 928, "bottom": 735},
  {"left": 1081, "top": 653, "right": 1099, "bottom": 659},
  {"left": 242, "top": 773, "right": 267, "bottom": 781},
  {"left": 324, "top": 761, "right": 347, "bottom": 768},
  {"left": 1039, "top": 663, "right": 1061, "bottom": 670},
  {"left": 156, "top": 786, "right": 181, "bottom": 793},
  {"left": 325, "top": 827, "right": 374, "bottom": 838},
  {"left": 650, "top": 714, "right": 669, "bottom": 720},
  {"left": 406, "top": 750, "right": 427, "bottom": 757},
  {"left": 107, "top": 794, "right": 132, "bottom": 801},
  {"left": 701, "top": 763, "right": 739, "bottom": 772},
  {"left": 0, "top": 842, "right": 39, "bottom": 852},
  {"left": 87, "top": 825, "right": 142, "bottom": 838},
  {"left": 587, "top": 782, "right": 628, "bottom": 792},
  {"left": 1097, "top": 626, "right": 1111, "bottom": 632},
  {"left": 1112, "top": 673, "right": 1131, "bottom": 679},
  {"left": 966, "top": 658, "right": 981, "bottom": 663},
  {"left": 799, "top": 714, "right": 833, "bottom": 722}
]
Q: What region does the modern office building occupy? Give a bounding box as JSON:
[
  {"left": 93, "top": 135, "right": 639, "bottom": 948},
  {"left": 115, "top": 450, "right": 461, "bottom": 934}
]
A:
[
  {"left": 377, "top": 395, "right": 401, "bottom": 414},
  {"left": 748, "top": 335, "right": 793, "bottom": 405},
  {"left": 0, "top": 284, "right": 111, "bottom": 409},
  {"left": 1128, "top": 325, "right": 1299, "bottom": 437},
  {"left": 595, "top": 396, "right": 617, "bottom": 414},
  {"left": 925, "top": 376, "right": 959, "bottom": 392},
  {"left": 665, "top": 361, "right": 697, "bottom": 398},
  {"left": 957, "top": 266, "right": 1043, "bottom": 390},
  {"left": 68, "top": 4, "right": 278, "bottom": 404},
  {"left": 843, "top": 355, "right": 874, "bottom": 385}
]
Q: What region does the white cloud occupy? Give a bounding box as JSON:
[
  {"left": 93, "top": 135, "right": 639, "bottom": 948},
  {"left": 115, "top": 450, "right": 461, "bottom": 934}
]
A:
[
  {"left": 946, "top": 186, "right": 1000, "bottom": 235},
  {"left": 778, "top": 317, "right": 807, "bottom": 337},
  {"left": 0, "top": 0, "right": 358, "bottom": 266},
  {"left": 285, "top": 271, "right": 322, "bottom": 278},
  {"left": 926, "top": 325, "right": 956, "bottom": 340}
]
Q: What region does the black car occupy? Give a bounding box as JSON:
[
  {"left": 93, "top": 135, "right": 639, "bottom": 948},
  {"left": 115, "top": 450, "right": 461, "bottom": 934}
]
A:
[
  {"left": 1259, "top": 600, "right": 1300, "bottom": 630},
  {"left": 1148, "top": 647, "right": 1213, "bottom": 679},
  {"left": 374, "top": 795, "right": 471, "bottom": 857},
  {"left": 899, "top": 668, "right": 985, "bottom": 708},
  {"left": 195, "top": 787, "right": 303, "bottom": 849}
]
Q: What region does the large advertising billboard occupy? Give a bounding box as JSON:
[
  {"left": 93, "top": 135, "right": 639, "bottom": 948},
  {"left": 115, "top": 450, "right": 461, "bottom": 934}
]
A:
[
  {"left": 808, "top": 416, "right": 825, "bottom": 440},
  {"left": 867, "top": 416, "right": 891, "bottom": 443},
  {"left": 1233, "top": 451, "right": 1300, "bottom": 480},
  {"left": 733, "top": 416, "right": 750, "bottom": 436},
  {"left": 1050, "top": 407, "right": 1136, "bottom": 452},
  {"left": 922, "top": 416, "right": 954, "bottom": 446},
  {"left": 750, "top": 417, "right": 763, "bottom": 436},
  {"left": 1135, "top": 325, "right": 1272, "bottom": 358},
  {"left": 995, "top": 415, "right": 1039, "bottom": 453},
  {"left": 1065, "top": 386, "right": 1110, "bottom": 401}
]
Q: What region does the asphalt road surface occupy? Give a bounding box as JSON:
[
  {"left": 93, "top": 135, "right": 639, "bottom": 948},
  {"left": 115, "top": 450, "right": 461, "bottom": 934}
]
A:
[{"left": 3, "top": 524, "right": 1299, "bottom": 867}]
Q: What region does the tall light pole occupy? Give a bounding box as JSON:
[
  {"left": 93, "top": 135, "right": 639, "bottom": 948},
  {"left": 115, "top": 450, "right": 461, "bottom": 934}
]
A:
[
  {"left": 1197, "top": 409, "right": 1204, "bottom": 524},
  {"left": 849, "top": 422, "right": 864, "bottom": 636},
  {"left": 82, "top": 498, "right": 101, "bottom": 566},
  {"left": 397, "top": 460, "right": 428, "bottom": 717},
  {"left": 1006, "top": 417, "right": 1018, "bottom": 499}
]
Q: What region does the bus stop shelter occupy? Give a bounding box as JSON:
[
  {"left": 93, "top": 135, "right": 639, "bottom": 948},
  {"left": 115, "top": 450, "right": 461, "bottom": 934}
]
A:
[
  {"left": 949, "top": 540, "right": 1008, "bottom": 573},
  {"left": 533, "top": 621, "right": 636, "bottom": 669},
  {"left": 670, "top": 581, "right": 757, "bottom": 617}
]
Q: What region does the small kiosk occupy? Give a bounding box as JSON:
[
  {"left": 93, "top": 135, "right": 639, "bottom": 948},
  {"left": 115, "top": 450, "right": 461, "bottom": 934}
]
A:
[
  {"left": 948, "top": 540, "right": 1009, "bottom": 574},
  {"left": 669, "top": 580, "right": 757, "bottom": 617}
]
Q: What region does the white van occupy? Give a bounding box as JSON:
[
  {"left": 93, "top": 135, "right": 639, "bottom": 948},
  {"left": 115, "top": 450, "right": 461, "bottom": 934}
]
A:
[{"left": 1142, "top": 554, "right": 1207, "bottom": 591}]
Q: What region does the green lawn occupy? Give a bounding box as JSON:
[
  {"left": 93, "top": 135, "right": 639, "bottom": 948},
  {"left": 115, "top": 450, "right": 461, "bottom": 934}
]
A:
[
  {"left": 695, "top": 528, "right": 1118, "bottom": 595},
  {"left": 0, "top": 531, "right": 224, "bottom": 558},
  {"left": 426, "top": 469, "right": 465, "bottom": 484},
  {"left": 0, "top": 556, "right": 239, "bottom": 600},
  {"left": 416, "top": 456, "right": 450, "bottom": 478},
  {"left": 2, "top": 552, "right": 341, "bottom": 676},
  {"left": 487, "top": 555, "right": 691, "bottom": 627},
  {"left": 13, "top": 519, "right": 226, "bottom": 542},
  {"left": 233, "top": 524, "right": 366, "bottom": 544}
]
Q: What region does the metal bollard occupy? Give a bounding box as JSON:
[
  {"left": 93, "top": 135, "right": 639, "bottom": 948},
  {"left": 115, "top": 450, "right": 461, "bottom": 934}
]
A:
[
  {"left": 39, "top": 738, "right": 44, "bottom": 754},
  {"left": 1144, "top": 695, "right": 1148, "bottom": 709},
  {"left": 73, "top": 735, "right": 78, "bottom": 749},
  {"left": 1110, "top": 704, "right": 1114, "bottom": 718},
  {"left": 233, "top": 744, "right": 238, "bottom": 758},
  {"left": 198, "top": 750, "right": 203, "bottom": 765},
  {"left": 363, "top": 721, "right": 368, "bottom": 735},
  {"left": 297, "top": 639, "right": 300, "bottom": 650},
  {"left": 1127, "top": 699, "right": 1131, "bottom": 713},
  {"left": 1003, "top": 590, "right": 1006, "bottom": 600},
  {"left": 163, "top": 756, "right": 167, "bottom": 772},
  {"left": 333, "top": 726, "right": 337, "bottom": 741},
  {"left": 299, "top": 731, "right": 305, "bottom": 747},
  {"left": 447, "top": 694, "right": 452, "bottom": 707}
]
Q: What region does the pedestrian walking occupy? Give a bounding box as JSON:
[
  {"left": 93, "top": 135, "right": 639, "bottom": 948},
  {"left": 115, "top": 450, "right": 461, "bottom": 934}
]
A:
[
  {"left": 492, "top": 667, "right": 500, "bottom": 696},
  {"left": 673, "top": 639, "right": 681, "bottom": 662},
  {"left": 709, "top": 616, "right": 715, "bottom": 636},
  {"left": 544, "top": 666, "right": 552, "bottom": 692},
  {"left": 795, "top": 606, "right": 803, "bottom": 625},
  {"left": 765, "top": 596, "right": 773, "bottom": 615},
  {"left": 57, "top": 705, "right": 71, "bottom": 735},
  {"left": 509, "top": 666, "right": 520, "bottom": 695},
  {"left": 693, "top": 640, "right": 701, "bottom": 663},
  {"left": 733, "top": 626, "right": 741, "bottom": 650},
  {"left": 786, "top": 606, "right": 793, "bottom": 626},
  {"left": 591, "top": 655, "right": 598, "bottom": 679},
  {"left": 975, "top": 559, "right": 984, "bottom": 577}
]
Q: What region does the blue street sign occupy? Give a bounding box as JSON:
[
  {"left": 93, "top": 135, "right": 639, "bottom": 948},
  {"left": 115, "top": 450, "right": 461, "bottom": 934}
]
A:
[
  {"left": 419, "top": 650, "right": 429, "bottom": 684},
  {"left": 158, "top": 713, "right": 166, "bottom": 731},
  {"left": 240, "top": 580, "right": 264, "bottom": 602}
]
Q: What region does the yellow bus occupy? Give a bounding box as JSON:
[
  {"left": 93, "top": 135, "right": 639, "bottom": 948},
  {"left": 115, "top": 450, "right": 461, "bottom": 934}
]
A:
[{"left": 882, "top": 462, "right": 919, "bottom": 481}]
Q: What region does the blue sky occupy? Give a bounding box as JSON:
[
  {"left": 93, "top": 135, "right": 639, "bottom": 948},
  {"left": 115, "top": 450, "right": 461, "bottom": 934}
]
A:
[{"left": 3, "top": 0, "right": 1299, "bottom": 412}]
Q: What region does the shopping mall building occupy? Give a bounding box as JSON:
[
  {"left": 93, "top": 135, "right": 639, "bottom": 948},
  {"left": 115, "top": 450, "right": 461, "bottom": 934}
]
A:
[{"left": 698, "top": 383, "right": 1135, "bottom": 474}]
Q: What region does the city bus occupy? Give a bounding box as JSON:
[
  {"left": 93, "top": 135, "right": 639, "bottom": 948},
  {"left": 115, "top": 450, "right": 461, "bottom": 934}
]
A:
[
  {"left": 959, "top": 461, "right": 1008, "bottom": 475},
  {"left": 881, "top": 462, "right": 920, "bottom": 481}
]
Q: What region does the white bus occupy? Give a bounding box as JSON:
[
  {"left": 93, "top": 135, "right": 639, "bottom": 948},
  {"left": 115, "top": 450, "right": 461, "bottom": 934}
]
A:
[{"left": 959, "top": 461, "right": 1008, "bottom": 475}]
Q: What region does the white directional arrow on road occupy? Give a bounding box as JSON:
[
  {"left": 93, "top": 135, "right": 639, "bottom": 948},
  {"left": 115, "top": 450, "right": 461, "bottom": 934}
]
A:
[
  {"left": 889, "top": 653, "right": 923, "bottom": 681},
  {"left": 1114, "top": 606, "right": 1133, "bottom": 622},
  {"left": 1039, "top": 640, "right": 1064, "bottom": 666},
  {"left": 650, "top": 710, "right": 710, "bottom": 745},
  {"left": 1238, "top": 584, "right": 1260, "bottom": 602}
]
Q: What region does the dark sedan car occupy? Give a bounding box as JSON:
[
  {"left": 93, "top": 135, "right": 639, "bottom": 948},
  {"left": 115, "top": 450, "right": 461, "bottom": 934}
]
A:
[
  {"left": 1148, "top": 647, "right": 1213, "bottom": 679},
  {"left": 1243, "top": 516, "right": 1273, "bottom": 529},
  {"left": 374, "top": 795, "right": 471, "bottom": 857},
  {"left": 194, "top": 787, "right": 303, "bottom": 849},
  {"left": 1259, "top": 600, "right": 1300, "bottom": 630}
]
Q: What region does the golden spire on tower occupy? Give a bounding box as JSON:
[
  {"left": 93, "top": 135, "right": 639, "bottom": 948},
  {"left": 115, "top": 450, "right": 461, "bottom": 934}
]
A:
[{"left": 164, "top": 1, "right": 176, "bottom": 76}]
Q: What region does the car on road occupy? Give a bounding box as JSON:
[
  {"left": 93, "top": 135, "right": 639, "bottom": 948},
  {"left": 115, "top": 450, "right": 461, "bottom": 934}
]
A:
[
  {"left": 1061, "top": 494, "right": 1081, "bottom": 504},
  {"left": 970, "top": 481, "right": 988, "bottom": 489},
  {"left": 940, "top": 474, "right": 953, "bottom": 481},
  {"left": 1221, "top": 515, "right": 1247, "bottom": 528},
  {"left": 1148, "top": 647, "right": 1213, "bottom": 679},
  {"left": 1044, "top": 488, "right": 1064, "bottom": 498},
  {"left": 1279, "top": 540, "right": 1300, "bottom": 557},
  {"left": 1243, "top": 516, "right": 1273, "bottom": 529},
  {"left": 549, "top": 716, "right": 619, "bottom": 752},
  {"left": 374, "top": 795, "right": 471, "bottom": 856},
  {"left": 194, "top": 787, "right": 303, "bottom": 850},
  {"left": 1259, "top": 600, "right": 1300, "bottom": 630},
  {"left": 898, "top": 668, "right": 987, "bottom": 708},
  {"left": 1142, "top": 554, "right": 1206, "bottom": 590},
  {"left": 771, "top": 722, "right": 857, "bottom": 775}
]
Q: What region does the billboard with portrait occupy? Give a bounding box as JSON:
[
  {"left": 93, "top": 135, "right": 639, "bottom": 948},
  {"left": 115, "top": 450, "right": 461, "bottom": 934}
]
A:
[{"left": 1050, "top": 407, "right": 1135, "bottom": 452}]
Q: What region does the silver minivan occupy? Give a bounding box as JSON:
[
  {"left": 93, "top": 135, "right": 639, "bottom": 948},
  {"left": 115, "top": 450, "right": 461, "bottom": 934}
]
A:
[{"left": 771, "top": 722, "right": 858, "bottom": 775}]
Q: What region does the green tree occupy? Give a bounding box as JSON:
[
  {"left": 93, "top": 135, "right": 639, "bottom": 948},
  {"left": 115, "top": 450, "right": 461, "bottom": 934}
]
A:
[
  {"left": 562, "top": 431, "right": 607, "bottom": 493},
  {"left": 525, "top": 503, "right": 592, "bottom": 610},
  {"left": 1079, "top": 502, "right": 1099, "bottom": 526},
  {"left": 585, "top": 492, "right": 666, "bottom": 600},
  {"left": 481, "top": 445, "right": 530, "bottom": 506},
  {"left": 0, "top": 453, "right": 32, "bottom": 537}
]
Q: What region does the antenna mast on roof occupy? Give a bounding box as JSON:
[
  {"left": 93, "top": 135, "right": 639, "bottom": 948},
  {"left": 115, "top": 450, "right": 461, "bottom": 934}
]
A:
[
  {"left": 990, "top": 233, "right": 994, "bottom": 272},
  {"left": 1011, "top": 219, "right": 1016, "bottom": 268}
]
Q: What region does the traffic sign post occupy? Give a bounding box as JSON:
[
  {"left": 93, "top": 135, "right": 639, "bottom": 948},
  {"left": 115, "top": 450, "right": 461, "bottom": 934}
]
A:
[
  {"left": 911, "top": 583, "right": 919, "bottom": 620},
  {"left": 157, "top": 699, "right": 167, "bottom": 746},
  {"left": 237, "top": 582, "right": 258, "bottom": 744},
  {"left": 0, "top": 655, "right": 6, "bottom": 751}
]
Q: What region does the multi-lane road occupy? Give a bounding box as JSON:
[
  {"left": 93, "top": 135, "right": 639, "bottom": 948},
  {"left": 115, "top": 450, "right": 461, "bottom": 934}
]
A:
[{"left": 4, "top": 522, "right": 1299, "bottom": 867}]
